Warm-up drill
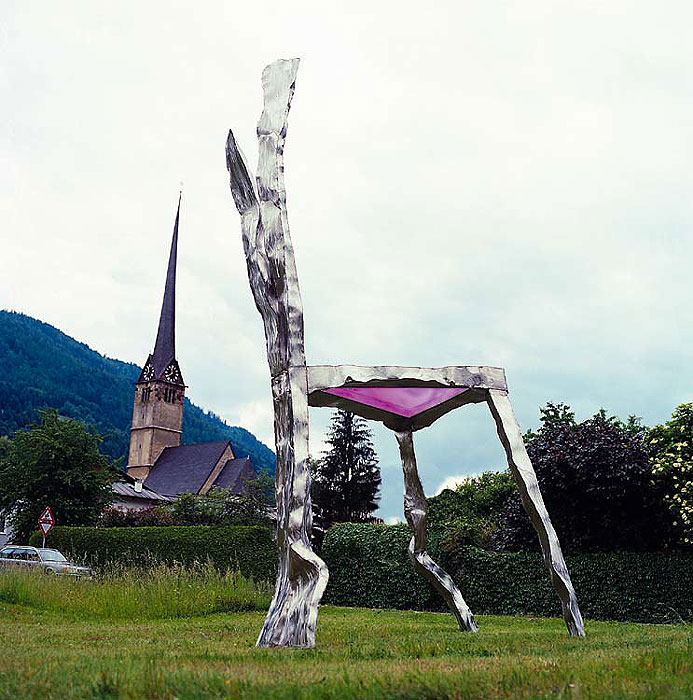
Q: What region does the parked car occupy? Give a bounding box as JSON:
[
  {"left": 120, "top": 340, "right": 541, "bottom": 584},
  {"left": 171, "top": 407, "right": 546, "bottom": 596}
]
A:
[{"left": 0, "top": 545, "right": 91, "bottom": 577}]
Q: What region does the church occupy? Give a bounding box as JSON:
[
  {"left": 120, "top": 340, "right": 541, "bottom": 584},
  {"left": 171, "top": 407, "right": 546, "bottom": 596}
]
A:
[{"left": 111, "top": 198, "right": 257, "bottom": 510}]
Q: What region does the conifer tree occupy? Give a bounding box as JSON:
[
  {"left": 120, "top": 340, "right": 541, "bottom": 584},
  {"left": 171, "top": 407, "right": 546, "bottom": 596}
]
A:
[{"left": 311, "top": 410, "right": 381, "bottom": 527}]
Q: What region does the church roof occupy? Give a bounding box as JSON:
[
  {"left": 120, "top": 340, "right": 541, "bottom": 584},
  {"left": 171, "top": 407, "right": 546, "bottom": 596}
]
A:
[
  {"left": 139, "top": 195, "right": 183, "bottom": 383},
  {"left": 212, "top": 457, "right": 256, "bottom": 494},
  {"left": 152, "top": 195, "right": 179, "bottom": 378},
  {"left": 144, "top": 440, "right": 231, "bottom": 497},
  {"left": 111, "top": 480, "right": 172, "bottom": 502}
]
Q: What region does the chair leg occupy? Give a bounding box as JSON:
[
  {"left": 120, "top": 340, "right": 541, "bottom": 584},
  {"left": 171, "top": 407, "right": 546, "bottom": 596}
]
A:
[
  {"left": 486, "top": 389, "right": 585, "bottom": 637},
  {"left": 395, "top": 429, "right": 478, "bottom": 632}
]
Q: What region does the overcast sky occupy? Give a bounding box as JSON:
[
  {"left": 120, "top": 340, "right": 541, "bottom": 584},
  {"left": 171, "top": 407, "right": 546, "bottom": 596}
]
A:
[{"left": 2, "top": 2, "right": 692, "bottom": 521}]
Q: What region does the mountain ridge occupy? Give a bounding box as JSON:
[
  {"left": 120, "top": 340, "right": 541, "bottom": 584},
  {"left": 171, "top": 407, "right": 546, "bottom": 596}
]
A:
[{"left": 0, "top": 310, "right": 276, "bottom": 475}]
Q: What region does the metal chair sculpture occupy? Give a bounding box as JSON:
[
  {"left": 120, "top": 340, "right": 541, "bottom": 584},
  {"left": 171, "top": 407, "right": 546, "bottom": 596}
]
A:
[{"left": 226, "top": 58, "right": 585, "bottom": 648}]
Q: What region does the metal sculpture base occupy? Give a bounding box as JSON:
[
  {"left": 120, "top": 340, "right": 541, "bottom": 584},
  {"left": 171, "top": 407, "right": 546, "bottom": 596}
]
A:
[{"left": 396, "top": 430, "right": 478, "bottom": 632}]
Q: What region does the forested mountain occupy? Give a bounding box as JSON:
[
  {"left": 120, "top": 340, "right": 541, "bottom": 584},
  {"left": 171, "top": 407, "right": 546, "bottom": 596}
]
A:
[{"left": 0, "top": 311, "right": 276, "bottom": 475}]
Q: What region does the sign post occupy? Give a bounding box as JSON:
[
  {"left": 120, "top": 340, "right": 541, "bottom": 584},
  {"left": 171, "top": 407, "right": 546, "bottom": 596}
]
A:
[{"left": 38, "top": 507, "right": 54, "bottom": 548}]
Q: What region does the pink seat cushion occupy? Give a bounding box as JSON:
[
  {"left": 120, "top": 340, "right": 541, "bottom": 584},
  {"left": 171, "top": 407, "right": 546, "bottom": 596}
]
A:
[{"left": 322, "top": 386, "right": 469, "bottom": 418}]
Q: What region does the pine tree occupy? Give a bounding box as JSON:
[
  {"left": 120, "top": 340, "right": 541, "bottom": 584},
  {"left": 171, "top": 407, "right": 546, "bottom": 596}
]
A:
[{"left": 311, "top": 410, "right": 381, "bottom": 527}]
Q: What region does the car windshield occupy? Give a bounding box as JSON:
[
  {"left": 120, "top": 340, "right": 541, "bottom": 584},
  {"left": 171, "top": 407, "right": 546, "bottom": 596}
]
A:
[{"left": 39, "top": 549, "right": 67, "bottom": 562}]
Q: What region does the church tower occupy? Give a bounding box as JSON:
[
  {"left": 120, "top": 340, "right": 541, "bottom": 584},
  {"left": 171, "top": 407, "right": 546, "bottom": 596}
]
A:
[{"left": 127, "top": 197, "right": 186, "bottom": 481}]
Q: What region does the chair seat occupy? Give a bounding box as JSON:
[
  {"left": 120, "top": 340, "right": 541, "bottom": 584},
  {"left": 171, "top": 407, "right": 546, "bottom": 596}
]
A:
[{"left": 307, "top": 364, "right": 508, "bottom": 431}]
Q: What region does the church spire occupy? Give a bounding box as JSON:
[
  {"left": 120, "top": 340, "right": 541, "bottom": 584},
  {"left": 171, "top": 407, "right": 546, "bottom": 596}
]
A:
[
  {"left": 151, "top": 194, "right": 180, "bottom": 378},
  {"left": 128, "top": 194, "right": 185, "bottom": 478}
]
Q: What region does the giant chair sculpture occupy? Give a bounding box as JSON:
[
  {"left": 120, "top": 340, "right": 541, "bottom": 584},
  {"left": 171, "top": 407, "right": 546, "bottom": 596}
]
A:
[{"left": 226, "top": 58, "right": 585, "bottom": 648}]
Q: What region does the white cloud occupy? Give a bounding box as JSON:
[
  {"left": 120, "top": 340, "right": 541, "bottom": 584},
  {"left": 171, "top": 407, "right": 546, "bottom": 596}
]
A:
[
  {"left": 3, "top": 1, "right": 693, "bottom": 521},
  {"left": 434, "top": 475, "right": 479, "bottom": 496}
]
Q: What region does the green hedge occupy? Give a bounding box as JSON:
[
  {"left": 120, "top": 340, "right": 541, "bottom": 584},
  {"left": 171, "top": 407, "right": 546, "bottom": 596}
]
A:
[
  {"left": 322, "top": 523, "right": 441, "bottom": 611},
  {"left": 322, "top": 523, "right": 693, "bottom": 623},
  {"left": 29, "top": 525, "right": 277, "bottom": 582}
]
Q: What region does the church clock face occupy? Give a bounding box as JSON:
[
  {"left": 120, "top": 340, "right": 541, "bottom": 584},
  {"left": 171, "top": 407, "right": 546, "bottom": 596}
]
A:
[
  {"left": 163, "top": 362, "right": 182, "bottom": 384},
  {"left": 142, "top": 363, "right": 155, "bottom": 381}
]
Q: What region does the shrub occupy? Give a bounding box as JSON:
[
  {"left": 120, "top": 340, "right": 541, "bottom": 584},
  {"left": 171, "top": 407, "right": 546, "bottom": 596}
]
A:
[
  {"left": 322, "top": 523, "right": 693, "bottom": 623},
  {"left": 29, "top": 525, "right": 277, "bottom": 582},
  {"left": 649, "top": 403, "right": 693, "bottom": 548},
  {"left": 170, "top": 477, "right": 274, "bottom": 528},
  {"left": 500, "top": 404, "right": 670, "bottom": 553},
  {"left": 322, "top": 523, "right": 444, "bottom": 610},
  {"left": 427, "top": 471, "right": 514, "bottom": 551},
  {"left": 99, "top": 506, "right": 179, "bottom": 527}
]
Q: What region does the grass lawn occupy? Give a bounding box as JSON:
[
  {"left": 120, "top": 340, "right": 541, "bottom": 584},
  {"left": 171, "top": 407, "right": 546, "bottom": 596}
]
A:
[{"left": 1, "top": 600, "right": 691, "bottom": 700}]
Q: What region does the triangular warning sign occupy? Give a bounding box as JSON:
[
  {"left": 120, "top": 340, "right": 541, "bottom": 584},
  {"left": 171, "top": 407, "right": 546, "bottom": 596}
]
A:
[{"left": 40, "top": 507, "right": 53, "bottom": 522}]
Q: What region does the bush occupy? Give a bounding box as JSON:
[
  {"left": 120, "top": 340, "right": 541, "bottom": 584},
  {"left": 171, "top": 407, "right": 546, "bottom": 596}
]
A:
[
  {"left": 427, "top": 471, "right": 514, "bottom": 551},
  {"left": 322, "top": 523, "right": 444, "bottom": 610},
  {"left": 29, "top": 525, "right": 277, "bottom": 582},
  {"left": 649, "top": 403, "right": 693, "bottom": 548},
  {"left": 322, "top": 524, "right": 693, "bottom": 623},
  {"left": 170, "top": 477, "right": 274, "bottom": 528},
  {"left": 99, "top": 506, "right": 179, "bottom": 527},
  {"left": 500, "top": 404, "right": 670, "bottom": 553}
]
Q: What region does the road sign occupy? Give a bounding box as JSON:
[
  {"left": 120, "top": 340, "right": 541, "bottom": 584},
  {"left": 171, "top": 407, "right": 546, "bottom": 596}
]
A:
[{"left": 38, "top": 507, "right": 54, "bottom": 537}]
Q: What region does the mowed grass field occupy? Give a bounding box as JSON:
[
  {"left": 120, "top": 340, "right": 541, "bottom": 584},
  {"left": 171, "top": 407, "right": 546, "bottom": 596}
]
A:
[{"left": 0, "top": 570, "right": 691, "bottom": 699}]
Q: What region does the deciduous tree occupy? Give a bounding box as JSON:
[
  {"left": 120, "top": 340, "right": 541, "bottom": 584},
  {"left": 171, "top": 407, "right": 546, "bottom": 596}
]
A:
[
  {"left": 169, "top": 471, "right": 274, "bottom": 528},
  {"left": 648, "top": 403, "right": 693, "bottom": 548},
  {"left": 427, "top": 470, "right": 515, "bottom": 551},
  {"left": 499, "top": 403, "right": 670, "bottom": 553},
  {"left": 0, "top": 409, "right": 114, "bottom": 542}
]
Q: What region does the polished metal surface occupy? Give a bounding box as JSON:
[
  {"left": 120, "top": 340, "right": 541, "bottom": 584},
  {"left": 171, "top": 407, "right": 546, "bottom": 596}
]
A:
[
  {"left": 227, "top": 58, "right": 584, "bottom": 644},
  {"left": 395, "top": 430, "right": 478, "bottom": 632},
  {"left": 308, "top": 365, "right": 506, "bottom": 431},
  {"left": 226, "top": 58, "right": 328, "bottom": 648},
  {"left": 487, "top": 389, "right": 585, "bottom": 637},
  {"left": 307, "top": 365, "right": 508, "bottom": 392}
]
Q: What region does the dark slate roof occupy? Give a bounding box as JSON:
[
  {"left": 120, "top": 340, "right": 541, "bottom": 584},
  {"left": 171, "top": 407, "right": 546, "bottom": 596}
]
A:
[
  {"left": 111, "top": 481, "right": 171, "bottom": 502},
  {"left": 144, "top": 440, "right": 230, "bottom": 497},
  {"left": 151, "top": 196, "right": 181, "bottom": 380},
  {"left": 212, "top": 457, "right": 257, "bottom": 494}
]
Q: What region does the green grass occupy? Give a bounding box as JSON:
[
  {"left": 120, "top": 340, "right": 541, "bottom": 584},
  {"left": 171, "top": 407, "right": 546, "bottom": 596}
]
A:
[
  {"left": 0, "top": 570, "right": 691, "bottom": 699},
  {"left": 0, "top": 563, "right": 271, "bottom": 620}
]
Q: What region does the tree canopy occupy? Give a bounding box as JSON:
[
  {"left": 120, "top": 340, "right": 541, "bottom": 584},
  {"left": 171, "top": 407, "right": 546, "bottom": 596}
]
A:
[
  {"left": 427, "top": 471, "right": 515, "bottom": 551},
  {"left": 0, "top": 409, "right": 115, "bottom": 542},
  {"left": 498, "top": 403, "right": 671, "bottom": 553},
  {"left": 648, "top": 403, "right": 693, "bottom": 548},
  {"left": 311, "top": 410, "right": 381, "bottom": 528},
  {"left": 169, "top": 471, "right": 275, "bottom": 529}
]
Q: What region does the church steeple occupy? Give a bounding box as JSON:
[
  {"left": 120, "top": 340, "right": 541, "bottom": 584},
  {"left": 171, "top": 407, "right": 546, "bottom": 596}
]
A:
[
  {"left": 127, "top": 196, "right": 186, "bottom": 481},
  {"left": 138, "top": 195, "right": 184, "bottom": 385},
  {"left": 151, "top": 194, "right": 179, "bottom": 379}
]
